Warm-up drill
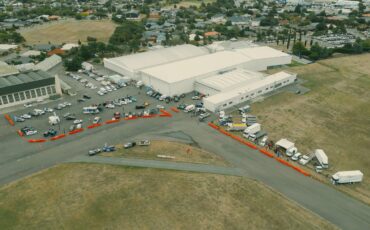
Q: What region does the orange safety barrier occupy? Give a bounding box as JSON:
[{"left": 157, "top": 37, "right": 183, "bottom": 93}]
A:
[
  {"left": 170, "top": 107, "right": 180, "bottom": 113},
  {"left": 4, "top": 114, "right": 14, "bottom": 126},
  {"left": 28, "top": 139, "right": 47, "bottom": 143},
  {"left": 87, "top": 123, "right": 102, "bottom": 129},
  {"left": 275, "top": 157, "right": 294, "bottom": 168},
  {"left": 124, "top": 116, "right": 137, "bottom": 120},
  {"left": 159, "top": 109, "right": 172, "bottom": 117},
  {"left": 218, "top": 129, "right": 231, "bottom": 136},
  {"left": 17, "top": 130, "right": 24, "bottom": 137},
  {"left": 208, "top": 122, "right": 219, "bottom": 130},
  {"left": 259, "top": 149, "right": 274, "bottom": 158},
  {"left": 242, "top": 141, "right": 258, "bottom": 149},
  {"left": 105, "top": 119, "right": 120, "bottom": 124},
  {"left": 68, "top": 128, "right": 84, "bottom": 135},
  {"left": 291, "top": 165, "right": 311, "bottom": 177},
  {"left": 50, "top": 134, "right": 66, "bottom": 141}
]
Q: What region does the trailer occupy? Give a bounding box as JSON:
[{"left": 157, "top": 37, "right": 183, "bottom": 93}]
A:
[
  {"left": 331, "top": 171, "right": 363, "bottom": 185},
  {"left": 227, "top": 123, "right": 247, "bottom": 131},
  {"left": 243, "top": 123, "right": 261, "bottom": 135},
  {"left": 248, "top": 130, "right": 267, "bottom": 142},
  {"left": 315, "top": 149, "right": 328, "bottom": 168}
]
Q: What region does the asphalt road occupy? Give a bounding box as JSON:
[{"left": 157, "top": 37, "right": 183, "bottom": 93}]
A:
[{"left": 0, "top": 66, "right": 370, "bottom": 229}]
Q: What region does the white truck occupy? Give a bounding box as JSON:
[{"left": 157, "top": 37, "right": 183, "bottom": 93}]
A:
[
  {"left": 48, "top": 113, "right": 60, "bottom": 125},
  {"left": 315, "top": 149, "right": 328, "bottom": 168},
  {"left": 227, "top": 123, "right": 247, "bottom": 131},
  {"left": 331, "top": 171, "right": 363, "bottom": 185},
  {"left": 243, "top": 123, "right": 261, "bottom": 138},
  {"left": 184, "top": 104, "right": 195, "bottom": 113}
]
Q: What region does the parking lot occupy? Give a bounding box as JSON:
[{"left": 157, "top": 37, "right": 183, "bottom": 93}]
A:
[{"left": 7, "top": 63, "right": 214, "bottom": 141}]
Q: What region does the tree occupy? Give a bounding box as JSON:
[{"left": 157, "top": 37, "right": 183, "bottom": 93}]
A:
[
  {"left": 292, "top": 42, "right": 309, "bottom": 57},
  {"left": 64, "top": 56, "right": 82, "bottom": 71}
]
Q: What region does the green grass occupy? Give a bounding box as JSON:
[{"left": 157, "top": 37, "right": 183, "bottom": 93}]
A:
[{"left": 0, "top": 163, "right": 337, "bottom": 230}]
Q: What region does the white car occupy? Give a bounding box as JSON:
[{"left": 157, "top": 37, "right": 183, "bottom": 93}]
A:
[
  {"left": 44, "top": 108, "right": 54, "bottom": 113},
  {"left": 24, "top": 103, "right": 33, "bottom": 108},
  {"left": 24, "top": 130, "right": 37, "bottom": 136},
  {"left": 105, "top": 104, "right": 115, "bottom": 109},
  {"left": 63, "top": 102, "right": 72, "bottom": 107},
  {"left": 73, "top": 119, "right": 83, "bottom": 124},
  {"left": 93, "top": 117, "right": 101, "bottom": 124},
  {"left": 291, "top": 152, "right": 302, "bottom": 161},
  {"left": 58, "top": 103, "right": 66, "bottom": 108},
  {"left": 191, "top": 96, "right": 200, "bottom": 100},
  {"left": 21, "top": 114, "right": 31, "bottom": 119},
  {"left": 156, "top": 105, "right": 165, "bottom": 109},
  {"left": 97, "top": 91, "right": 105, "bottom": 96},
  {"left": 105, "top": 86, "right": 112, "bottom": 92},
  {"left": 36, "top": 98, "right": 44, "bottom": 103},
  {"left": 299, "top": 155, "right": 310, "bottom": 165}
]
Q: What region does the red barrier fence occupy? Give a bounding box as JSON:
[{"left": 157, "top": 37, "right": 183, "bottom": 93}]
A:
[
  {"left": 87, "top": 123, "right": 102, "bottom": 129},
  {"left": 28, "top": 139, "right": 47, "bottom": 143},
  {"left": 4, "top": 114, "right": 14, "bottom": 126},
  {"left": 17, "top": 130, "right": 24, "bottom": 137},
  {"left": 159, "top": 109, "right": 172, "bottom": 117},
  {"left": 68, "top": 128, "right": 84, "bottom": 135},
  {"left": 259, "top": 149, "right": 274, "bottom": 158},
  {"left": 50, "top": 134, "right": 66, "bottom": 141},
  {"left": 105, "top": 119, "right": 120, "bottom": 124},
  {"left": 208, "top": 122, "right": 219, "bottom": 130},
  {"left": 170, "top": 107, "right": 180, "bottom": 113}
]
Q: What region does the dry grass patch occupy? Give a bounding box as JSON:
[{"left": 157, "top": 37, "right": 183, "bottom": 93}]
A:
[
  {"left": 0, "top": 163, "right": 337, "bottom": 230},
  {"left": 103, "top": 140, "right": 229, "bottom": 166},
  {"left": 252, "top": 54, "right": 370, "bottom": 204},
  {"left": 19, "top": 19, "right": 117, "bottom": 44}
]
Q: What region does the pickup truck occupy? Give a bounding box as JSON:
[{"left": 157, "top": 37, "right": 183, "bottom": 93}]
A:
[{"left": 137, "top": 140, "right": 150, "bottom": 146}]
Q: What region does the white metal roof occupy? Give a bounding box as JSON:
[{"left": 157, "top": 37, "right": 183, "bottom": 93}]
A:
[
  {"left": 196, "top": 68, "right": 264, "bottom": 91},
  {"left": 21, "top": 50, "right": 41, "bottom": 57},
  {"left": 35, "top": 54, "right": 62, "bottom": 71},
  {"left": 0, "top": 44, "right": 18, "bottom": 51},
  {"left": 204, "top": 71, "right": 295, "bottom": 104},
  {"left": 61, "top": 43, "right": 79, "bottom": 51},
  {"left": 333, "top": 170, "right": 363, "bottom": 177},
  {"left": 141, "top": 51, "right": 251, "bottom": 83},
  {"left": 276, "top": 138, "right": 295, "bottom": 150},
  {"left": 235, "top": 46, "right": 290, "bottom": 60},
  {"left": 105, "top": 44, "right": 209, "bottom": 72}
]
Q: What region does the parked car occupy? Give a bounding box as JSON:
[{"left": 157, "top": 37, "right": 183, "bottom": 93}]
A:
[
  {"left": 73, "top": 119, "right": 83, "bottom": 124},
  {"left": 199, "top": 112, "right": 210, "bottom": 121},
  {"left": 44, "top": 107, "right": 54, "bottom": 113},
  {"left": 83, "top": 95, "right": 91, "bottom": 99},
  {"left": 291, "top": 152, "right": 302, "bottom": 161},
  {"left": 93, "top": 117, "right": 101, "bottom": 124},
  {"left": 77, "top": 98, "right": 85, "bottom": 103},
  {"left": 138, "top": 140, "right": 150, "bottom": 146},
  {"left": 103, "top": 145, "right": 115, "bottom": 152},
  {"left": 192, "top": 96, "right": 200, "bottom": 100},
  {"left": 156, "top": 105, "right": 165, "bottom": 109},
  {"left": 14, "top": 116, "right": 25, "bottom": 122},
  {"left": 65, "top": 115, "right": 76, "bottom": 120},
  {"left": 21, "top": 126, "right": 37, "bottom": 136},
  {"left": 43, "top": 129, "right": 57, "bottom": 137},
  {"left": 88, "top": 148, "right": 102, "bottom": 156},
  {"left": 124, "top": 142, "right": 136, "bottom": 149},
  {"left": 21, "top": 114, "right": 31, "bottom": 119},
  {"left": 24, "top": 102, "right": 33, "bottom": 108}
]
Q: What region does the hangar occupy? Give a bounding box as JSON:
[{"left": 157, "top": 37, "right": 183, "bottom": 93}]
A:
[
  {"left": 103, "top": 44, "right": 209, "bottom": 79},
  {"left": 0, "top": 70, "right": 62, "bottom": 109},
  {"left": 203, "top": 71, "right": 297, "bottom": 112},
  {"left": 139, "top": 46, "right": 291, "bottom": 96}
]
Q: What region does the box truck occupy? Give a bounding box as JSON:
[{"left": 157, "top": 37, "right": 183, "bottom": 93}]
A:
[
  {"left": 243, "top": 123, "right": 261, "bottom": 136},
  {"left": 227, "top": 123, "right": 247, "bottom": 131},
  {"left": 331, "top": 171, "right": 363, "bottom": 185},
  {"left": 315, "top": 149, "right": 328, "bottom": 168}
]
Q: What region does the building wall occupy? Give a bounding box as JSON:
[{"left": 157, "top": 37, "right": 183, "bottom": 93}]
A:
[
  {"left": 103, "top": 58, "right": 134, "bottom": 78},
  {"left": 0, "top": 84, "right": 58, "bottom": 109},
  {"left": 194, "top": 82, "right": 220, "bottom": 96},
  {"left": 203, "top": 74, "right": 296, "bottom": 112}
]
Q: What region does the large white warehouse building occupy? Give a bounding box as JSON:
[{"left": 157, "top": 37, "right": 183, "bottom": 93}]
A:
[
  {"left": 103, "top": 45, "right": 209, "bottom": 79},
  {"left": 104, "top": 43, "right": 295, "bottom": 112}
]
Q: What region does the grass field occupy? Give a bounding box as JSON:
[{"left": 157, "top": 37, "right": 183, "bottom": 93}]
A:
[
  {"left": 19, "top": 19, "right": 117, "bottom": 45},
  {"left": 251, "top": 54, "right": 370, "bottom": 204},
  {"left": 103, "top": 140, "right": 229, "bottom": 166},
  {"left": 0, "top": 163, "right": 336, "bottom": 230}
]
